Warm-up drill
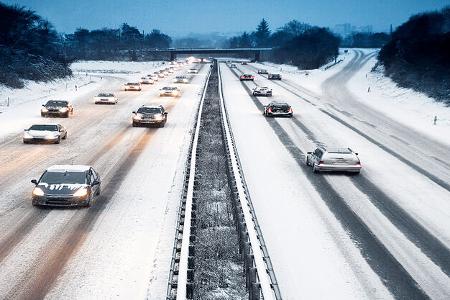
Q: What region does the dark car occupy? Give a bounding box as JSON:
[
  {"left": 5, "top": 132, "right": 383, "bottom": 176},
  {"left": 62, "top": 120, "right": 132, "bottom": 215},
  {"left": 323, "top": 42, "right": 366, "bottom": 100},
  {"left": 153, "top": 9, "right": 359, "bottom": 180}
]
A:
[
  {"left": 132, "top": 105, "right": 168, "bottom": 127},
  {"left": 23, "top": 124, "right": 67, "bottom": 144},
  {"left": 263, "top": 101, "right": 293, "bottom": 117},
  {"left": 268, "top": 73, "right": 282, "bottom": 80},
  {"left": 239, "top": 74, "right": 255, "bottom": 81},
  {"left": 31, "top": 165, "right": 101, "bottom": 207},
  {"left": 41, "top": 100, "right": 73, "bottom": 118}
]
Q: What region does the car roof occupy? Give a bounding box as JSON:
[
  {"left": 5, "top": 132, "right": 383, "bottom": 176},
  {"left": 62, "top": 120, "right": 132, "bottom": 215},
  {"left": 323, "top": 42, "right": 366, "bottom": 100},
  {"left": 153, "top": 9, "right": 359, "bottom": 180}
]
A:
[
  {"left": 46, "top": 165, "right": 91, "bottom": 172},
  {"left": 30, "top": 123, "right": 60, "bottom": 126},
  {"left": 139, "top": 105, "right": 164, "bottom": 110}
]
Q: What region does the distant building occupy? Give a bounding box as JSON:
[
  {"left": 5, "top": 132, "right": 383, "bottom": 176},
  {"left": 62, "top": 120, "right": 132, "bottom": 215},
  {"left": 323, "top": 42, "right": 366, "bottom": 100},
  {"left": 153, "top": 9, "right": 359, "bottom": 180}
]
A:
[{"left": 333, "top": 23, "right": 373, "bottom": 37}]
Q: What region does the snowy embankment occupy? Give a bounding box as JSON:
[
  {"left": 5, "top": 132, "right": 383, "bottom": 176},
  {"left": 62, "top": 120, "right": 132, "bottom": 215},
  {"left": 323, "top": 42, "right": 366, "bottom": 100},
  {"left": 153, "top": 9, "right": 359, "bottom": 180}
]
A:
[
  {"left": 0, "top": 61, "right": 163, "bottom": 142},
  {"left": 347, "top": 51, "right": 450, "bottom": 147}
]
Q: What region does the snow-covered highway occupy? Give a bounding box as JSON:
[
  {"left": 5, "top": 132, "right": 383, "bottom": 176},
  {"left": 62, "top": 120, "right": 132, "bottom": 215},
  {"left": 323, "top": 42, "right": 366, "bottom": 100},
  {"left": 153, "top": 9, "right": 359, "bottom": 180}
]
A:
[{"left": 0, "top": 50, "right": 449, "bottom": 299}]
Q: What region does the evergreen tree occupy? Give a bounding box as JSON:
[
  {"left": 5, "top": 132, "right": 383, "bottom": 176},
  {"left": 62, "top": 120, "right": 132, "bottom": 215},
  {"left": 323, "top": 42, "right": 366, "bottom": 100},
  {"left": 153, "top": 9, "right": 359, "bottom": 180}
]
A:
[{"left": 255, "top": 18, "right": 270, "bottom": 47}]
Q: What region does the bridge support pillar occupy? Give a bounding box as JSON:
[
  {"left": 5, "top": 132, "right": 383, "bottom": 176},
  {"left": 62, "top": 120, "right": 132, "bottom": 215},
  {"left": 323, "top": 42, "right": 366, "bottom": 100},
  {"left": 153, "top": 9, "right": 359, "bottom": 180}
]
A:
[{"left": 254, "top": 51, "right": 261, "bottom": 62}]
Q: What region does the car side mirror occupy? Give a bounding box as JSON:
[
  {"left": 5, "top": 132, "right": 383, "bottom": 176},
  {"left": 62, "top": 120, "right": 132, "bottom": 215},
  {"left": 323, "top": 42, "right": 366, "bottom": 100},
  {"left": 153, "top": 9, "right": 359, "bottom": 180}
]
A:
[
  {"left": 92, "top": 180, "right": 100, "bottom": 186},
  {"left": 42, "top": 104, "right": 45, "bottom": 106},
  {"left": 31, "top": 179, "right": 38, "bottom": 185},
  {"left": 164, "top": 112, "right": 168, "bottom": 115},
  {"left": 307, "top": 152, "right": 312, "bottom": 154},
  {"left": 355, "top": 153, "right": 359, "bottom": 156},
  {"left": 132, "top": 111, "right": 136, "bottom": 114}
]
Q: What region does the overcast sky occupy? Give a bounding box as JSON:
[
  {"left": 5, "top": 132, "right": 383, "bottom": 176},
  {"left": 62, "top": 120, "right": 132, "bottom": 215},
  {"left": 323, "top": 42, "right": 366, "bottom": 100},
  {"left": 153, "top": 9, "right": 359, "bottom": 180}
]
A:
[{"left": 3, "top": 0, "right": 449, "bottom": 36}]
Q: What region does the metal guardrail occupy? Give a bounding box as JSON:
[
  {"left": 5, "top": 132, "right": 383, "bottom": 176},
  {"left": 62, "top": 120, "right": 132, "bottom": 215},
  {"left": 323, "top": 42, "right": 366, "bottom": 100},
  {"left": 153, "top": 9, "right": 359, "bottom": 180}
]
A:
[{"left": 217, "top": 62, "right": 282, "bottom": 300}]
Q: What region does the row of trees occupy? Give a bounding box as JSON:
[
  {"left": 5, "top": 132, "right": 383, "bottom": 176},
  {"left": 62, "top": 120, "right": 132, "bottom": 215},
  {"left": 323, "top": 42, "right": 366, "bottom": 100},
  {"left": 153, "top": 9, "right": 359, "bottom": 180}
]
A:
[
  {"left": 65, "top": 24, "right": 172, "bottom": 60},
  {"left": 0, "top": 2, "right": 71, "bottom": 88},
  {"left": 378, "top": 6, "right": 450, "bottom": 103},
  {"left": 226, "top": 19, "right": 340, "bottom": 69}
]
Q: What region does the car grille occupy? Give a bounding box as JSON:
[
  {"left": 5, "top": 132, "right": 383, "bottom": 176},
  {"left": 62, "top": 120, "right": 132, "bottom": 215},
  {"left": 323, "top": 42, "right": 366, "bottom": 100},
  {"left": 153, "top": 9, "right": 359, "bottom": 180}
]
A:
[{"left": 45, "top": 196, "right": 73, "bottom": 205}]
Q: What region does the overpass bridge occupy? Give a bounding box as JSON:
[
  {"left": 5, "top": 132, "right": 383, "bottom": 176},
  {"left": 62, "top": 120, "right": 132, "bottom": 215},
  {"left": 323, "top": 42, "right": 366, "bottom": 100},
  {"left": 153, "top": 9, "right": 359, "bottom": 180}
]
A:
[{"left": 150, "top": 47, "right": 273, "bottom": 61}]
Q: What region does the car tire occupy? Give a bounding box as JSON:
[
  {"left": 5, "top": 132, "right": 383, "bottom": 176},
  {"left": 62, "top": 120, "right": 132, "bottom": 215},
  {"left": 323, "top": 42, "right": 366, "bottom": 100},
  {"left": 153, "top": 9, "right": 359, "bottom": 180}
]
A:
[
  {"left": 63, "top": 133, "right": 67, "bottom": 139},
  {"left": 313, "top": 164, "right": 319, "bottom": 173},
  {"left": 23, "top": 140, "right": 29, "bottom": 144},
  {"left": 41, "top": 113, "right": 46, "bottom": 117},
  {"left": 55, "top": 137, "right": 61, "bottom": 144},
  {"left": 132, "top": 122, "right": 138, "bottom": 127},
  {"left": 64, "top": 112, "right": 69, "bottom": 118}
]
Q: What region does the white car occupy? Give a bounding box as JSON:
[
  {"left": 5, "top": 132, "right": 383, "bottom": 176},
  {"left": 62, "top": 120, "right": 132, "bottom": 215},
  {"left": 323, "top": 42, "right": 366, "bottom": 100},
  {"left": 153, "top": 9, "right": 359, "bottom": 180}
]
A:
[
  {"left": 23, "top": 124, "right": 67, "bottom": 144},
  {"left": 93, "top": 93, "right": 118, "bottom": 104},
  {"left": 124, "top": 82, "right": 142, "bottom": 91},
  {"left": 159, "top": 86, "right": 181, "bottom": 97},
  {"left": 140, "top": 77, "right": 154, "bottom": 84},
  {"left": 173, "top": 76, "right": 189, "bottom": 84},
  {"left": 188, "top": 68, "right": 198, "bottom": 74},
  {"left": 252, "top": 86, "right": 272, "bottom": 97},
  {"left": 306, "top": 147, "right": 362, "bottom": 174}
]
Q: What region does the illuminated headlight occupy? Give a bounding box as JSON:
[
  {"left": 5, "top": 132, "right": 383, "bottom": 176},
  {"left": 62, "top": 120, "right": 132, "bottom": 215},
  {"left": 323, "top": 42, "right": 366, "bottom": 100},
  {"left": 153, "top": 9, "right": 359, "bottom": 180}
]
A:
[
  {"left": 133, "top": 113, "right": 142, "bottom": 120},
  {"left": 73, "top": 187, "right": 88, "bottom": 197},
  {"left": 32, "top": 187, "right": 45, "bottom": 196},
  {"left": 41, "top": 107, "right": 48, "bottom": 112},
  {"left": 59, "top": 107, "right": 68, "bottom": 112}
]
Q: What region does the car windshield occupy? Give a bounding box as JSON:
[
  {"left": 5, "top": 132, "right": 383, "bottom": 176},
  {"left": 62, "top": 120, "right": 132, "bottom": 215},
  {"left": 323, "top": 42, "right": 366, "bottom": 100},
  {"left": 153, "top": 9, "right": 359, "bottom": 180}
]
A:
[
  {"left": 137, "top": 107, "right": 162, "bottom": 114},
  {"left": 29, "top": 124, "right": 58, "bottom": 131},
  {"left": 46, "top": 100, "right": 67, "bottom": 106},
  {"left": 126, "top": 83, "right": 139, "bottom": 85},
  {"left": 162, "top": 87, "right": 176, "bottom": 90},
  {"left": 98, "top": 93, "right": 113, "bottom": 97},
  {"left": 40, "top": 171, "right": 87, "bottom": 184}
]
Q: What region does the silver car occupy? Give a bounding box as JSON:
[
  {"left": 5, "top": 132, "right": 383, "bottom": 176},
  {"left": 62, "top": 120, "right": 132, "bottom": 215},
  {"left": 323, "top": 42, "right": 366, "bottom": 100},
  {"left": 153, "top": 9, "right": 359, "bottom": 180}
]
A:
[
  {"left": 23, "top": 124, "right": 67, "bottom": 144},
  {"left": 306, "top": 147, "right": 361, "bottom": 174}
]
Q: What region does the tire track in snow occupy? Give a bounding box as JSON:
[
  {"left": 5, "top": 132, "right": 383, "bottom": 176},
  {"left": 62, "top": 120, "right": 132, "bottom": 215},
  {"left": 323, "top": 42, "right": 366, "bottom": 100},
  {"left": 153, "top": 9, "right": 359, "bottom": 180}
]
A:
[{"left": 227, "top": 65, "right": 427, "bottom": 299}]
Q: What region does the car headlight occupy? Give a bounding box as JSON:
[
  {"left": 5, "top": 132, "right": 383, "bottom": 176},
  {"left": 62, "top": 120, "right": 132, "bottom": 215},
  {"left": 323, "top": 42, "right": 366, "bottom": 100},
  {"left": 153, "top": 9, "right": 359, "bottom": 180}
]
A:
[
  {"left": 73, "top": 187, "right": 88, "bottom": 197},
  {"left": 59, "top": 107, "right": 68, "bottom": 112},
  {"left": 133, "top": 113, "right": 142, "bottom": 120},
  {"left": 154, "top": 114, "right": 163, "bottom": 120},
  {"left": 41, "top": 107, "right": 48, "bottom": 112},
  {"left": 32, "top": 187, "right": 44, "bottom": 196},
  {"left": 23, "top": 132, "right": 33, "bottom": 139}
]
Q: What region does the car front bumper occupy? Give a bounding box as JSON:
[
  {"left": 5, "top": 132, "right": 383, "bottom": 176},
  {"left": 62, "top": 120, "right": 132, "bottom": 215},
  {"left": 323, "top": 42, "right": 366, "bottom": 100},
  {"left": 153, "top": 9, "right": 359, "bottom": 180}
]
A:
[
  {"left": 23, "top": 136, "right": 60, "bottom": 143},
  {"left": 32, "top": 195, "right": 89, "bottom": 207}
]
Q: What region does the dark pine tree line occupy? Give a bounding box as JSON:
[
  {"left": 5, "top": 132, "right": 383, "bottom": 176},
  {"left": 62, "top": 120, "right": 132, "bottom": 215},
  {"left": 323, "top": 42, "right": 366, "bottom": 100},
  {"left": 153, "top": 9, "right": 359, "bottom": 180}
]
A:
[
  {"left": 226, "top": 19, "right": 340, "bottom": 69},
  {"left": 64, "top": 24, "right": 172, "bottom": 61},
  {"left": 378, "top": 6, "right": 450, "bottom": 103},
  {"left": 0, "top": 2, "right": 71, "bottom": 88}
]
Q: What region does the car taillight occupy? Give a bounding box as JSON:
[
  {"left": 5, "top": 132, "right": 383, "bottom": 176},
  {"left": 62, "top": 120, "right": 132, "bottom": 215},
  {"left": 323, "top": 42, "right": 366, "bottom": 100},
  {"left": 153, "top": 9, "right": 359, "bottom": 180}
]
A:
[
  {"left": 268, "top": 107, "right": 272, "bottom": 113},
  {"left": 288, "top": 107, "right": 293, "bottom": 113}
]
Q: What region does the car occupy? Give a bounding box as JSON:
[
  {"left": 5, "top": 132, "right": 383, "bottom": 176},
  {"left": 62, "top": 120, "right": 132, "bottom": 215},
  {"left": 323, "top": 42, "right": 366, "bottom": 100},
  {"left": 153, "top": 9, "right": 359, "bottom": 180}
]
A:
[
  {"left": 93, "top": 93, "right": 118, "bottom": 104},
  {"left": 263, "top": 101, "right": 293, "bottom": 117},
  {"left": 31, "top": 165, "right": 101, "bottom": 207},
  {"left": 306, "top": 147, "right": 362, "bottom": 174},
  {"left": 41, "top": 100, "right": 73, "bottom": 118},
  {"left": 230, "top": 64, "right": 237, "bottom": 68},
  {"left": 124, "top": 82, "right": 142, "bottom": 91},
  {"left": 258, "top": 69, "right": 269, "bottom": 74},
  {"left": 148, "top": 74, "right": 159, "bottom": 81},
  {"left": 159, "top": 86, "right": 181, "bottom": 97},
  {"left": 140, "top": 77, "right": 154, "bottom": 84},
  {"left": 241, "top": 61, "right": 248, "bottom": 65},
  {"left": 132, "top": 105, "right": 168, "bottom": 127},
  {"left": 268, "top": 73, "right": 282, "bottom": 80},
  {"left": 252, "top": 86, "right": 272, "bottom": 96},
  {"left": 173, "top": 75, "right": 189, "bottom": 84},
  {"left": 239, "top": 74, "right": 255, "bottom": 81},
  {"left": 188, "top": 68, "right": 198, "bottom": 74},
  {"left": 23, "top": 124, "right": 67, "bottom": 144}
]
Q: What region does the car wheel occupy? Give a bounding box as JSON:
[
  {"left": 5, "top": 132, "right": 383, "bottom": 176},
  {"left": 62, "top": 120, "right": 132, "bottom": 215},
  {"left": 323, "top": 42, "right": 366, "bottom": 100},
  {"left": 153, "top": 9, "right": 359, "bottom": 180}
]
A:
[
  {"left": 41, "top": 113, "right": 46, "bottom": 117},
  {"left": 313, "top": 164, "right": 319, "bottom": 173},
  {"left": 132, "top": 122, "right": 138, "bottom": 127},
  {"left": 55, "top": 137, "right": 61, "bottom": 144},
  {"left": 23, "top": 140, "right": 29, "bottom": 144},
  {"left": 63, "top": 132, "right": 67, "bottom": 139},
  {"left": 64, "top": 112, "right": 69, "bottom": 118}
]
